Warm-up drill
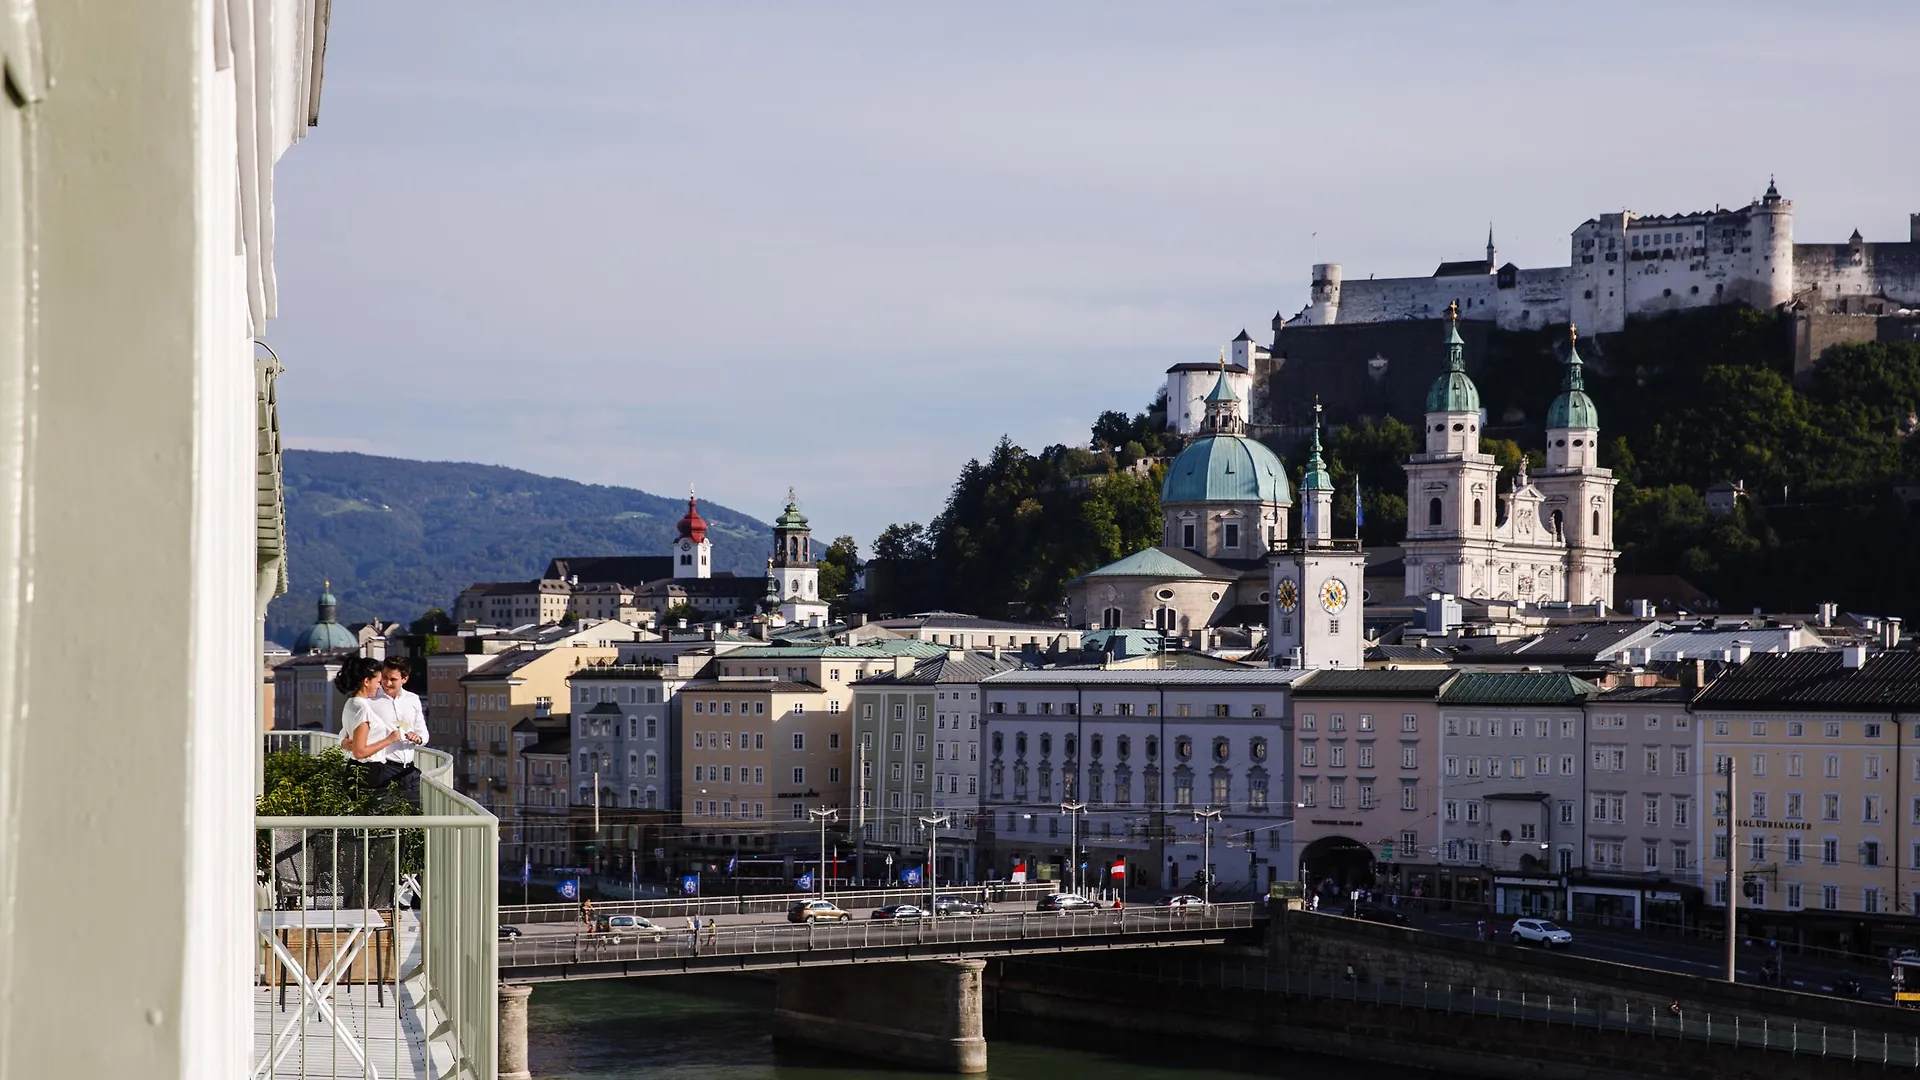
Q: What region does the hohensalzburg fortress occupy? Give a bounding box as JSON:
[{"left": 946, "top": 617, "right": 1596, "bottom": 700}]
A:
[{"left": 1292, "top": 180, "right": 1920, "bottom": 334}]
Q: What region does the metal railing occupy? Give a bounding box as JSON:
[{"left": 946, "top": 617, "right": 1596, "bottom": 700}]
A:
[
  {"left": 500, "top": 881, "right": 1059, "bottom": 924},
  {"left": 258, "top": 732, "right": 498, "bottom": 1079},
  {"left": 499, "top": 903, "right": 1259, "bottom": 972},
  {"left": 1033, "top": 954, "right": 1920, "bottom": 1069}
]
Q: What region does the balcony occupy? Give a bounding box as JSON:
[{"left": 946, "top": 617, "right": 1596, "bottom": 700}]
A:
[{"left": 258, "top": 732, "right": 499, "bottom": 1079}]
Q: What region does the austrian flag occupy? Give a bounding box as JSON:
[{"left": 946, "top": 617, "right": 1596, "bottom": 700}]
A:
[{"left": 1110, "top": 859, "right": 1126, "bottom": 877}]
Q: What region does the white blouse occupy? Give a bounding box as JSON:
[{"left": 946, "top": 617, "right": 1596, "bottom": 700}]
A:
[{"left": 339, "top": 696, "right": 394, "bottom": 761}]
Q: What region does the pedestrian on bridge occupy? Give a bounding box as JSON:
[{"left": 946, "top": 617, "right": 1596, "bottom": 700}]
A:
[{"left": 706, "top": 917, "right": 719, "bottom": 948}]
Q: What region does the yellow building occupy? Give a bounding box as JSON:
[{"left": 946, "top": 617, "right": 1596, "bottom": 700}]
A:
[
  {"left": 1695, "top": 649, "right": 1920, "bottom": 949},
  {"left": 462, "top": 644, "right": 615, "bottom": 832}
]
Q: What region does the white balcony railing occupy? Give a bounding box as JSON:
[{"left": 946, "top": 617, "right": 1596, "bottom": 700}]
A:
[{"left": 258, "top": 732, "right": 499, "bottom": 1079}]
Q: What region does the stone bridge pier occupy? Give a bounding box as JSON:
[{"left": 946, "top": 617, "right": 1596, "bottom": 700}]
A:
[{"left": 773, "top": 959, "right": 988, "bottom": 1073}]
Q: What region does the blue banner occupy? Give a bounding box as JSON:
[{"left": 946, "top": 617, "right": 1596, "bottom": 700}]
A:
[
  {"left": 727, "top": 856, "right": 738, "bottom": 874},
  {"left": 557, "top": 878, "right": 578, "bottom": 900},
  {"left": 681, "top": 875, "right": 700, "bottom": 896},
  {"left": 796, "top": 872, "right": 814, "bottom": 891},
  {"left": 901, "top": 866, "right": 923, "bottom": 886},
  {"left": 521, "top": 854, "right": 531, "bottom": 887}
]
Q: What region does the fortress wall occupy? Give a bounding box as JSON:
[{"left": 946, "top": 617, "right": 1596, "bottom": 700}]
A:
[
  {"left": 1333, "top": 274, "right": 1498, "bottom": 326},
  {"left": 1795, "top": 243, "right": 1920, "bottom": 307}
]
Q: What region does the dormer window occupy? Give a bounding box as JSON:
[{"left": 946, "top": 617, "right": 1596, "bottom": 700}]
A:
[
  {"left": 1182, "top": 523, "right": 1196, "bottom": 549},
  {"left": 1223, "top": 522, "right": 1240, "bottom": 549}
]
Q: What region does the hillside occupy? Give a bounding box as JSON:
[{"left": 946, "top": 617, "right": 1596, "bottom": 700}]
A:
[{"left": 269, "top": 451, "right": 772, "bottom": 645}]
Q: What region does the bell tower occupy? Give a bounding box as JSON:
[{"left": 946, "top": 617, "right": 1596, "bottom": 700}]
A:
[
  {"left": 771, "top": 488, "right": 830, "bottom": 624},
  {"left": 674, "top": 486, "right": 712, "bottom": 580},
  {"left": 1402, "top": 303, "right": 1500, "bottom": 598},
  {"left": 1268, "top": 404, "right": 1366, "bottom": 670}
]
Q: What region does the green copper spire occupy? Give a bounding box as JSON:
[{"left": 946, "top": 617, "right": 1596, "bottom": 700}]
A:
[
  {"left": 774, "top": 487, "right": 809, "bottom": 530},
  {"left": 1425, "top": 300, "right": 1482, "bottom": 414},
  {"left": 1301, "top": 402, "right": 1332, "bottom": 492},
  {"left": 1546, "top": 324, "right": 1600, "bottom": 430}
]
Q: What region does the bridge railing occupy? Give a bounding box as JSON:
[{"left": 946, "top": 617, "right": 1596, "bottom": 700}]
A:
[
  {"left": 500, "top": 903, "right": 1259, "bottom": 970},
  {"left": 1044, "top": 953, "right": 1920, "bottom": 1069},
  {"left": 501, "top": 881, "right": 1059, "bottom": 925},
  {"left": 258, "top": 731, "right": 499, "bottom": 1080}
]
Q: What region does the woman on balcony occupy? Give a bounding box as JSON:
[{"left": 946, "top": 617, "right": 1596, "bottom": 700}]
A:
[{"left": 336, "top": 656, "right": 421, "bottom": 794}]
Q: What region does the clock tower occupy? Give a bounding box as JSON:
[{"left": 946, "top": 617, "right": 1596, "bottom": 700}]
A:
[
  {"left": 673, "top": 487, "right": 712, "bottom": 580},
  {"left": 1268, "top": 405, "right": 1366, "bottom": 670}
]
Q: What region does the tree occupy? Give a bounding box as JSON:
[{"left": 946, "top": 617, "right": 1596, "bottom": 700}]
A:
[
  {"left": 661, "top": 601, "right": 700, "bottom": 627},
  {"left": 818, "top": 535, "right": 860, "bottom": 600}
]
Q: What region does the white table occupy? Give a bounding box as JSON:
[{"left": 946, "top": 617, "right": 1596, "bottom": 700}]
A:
[{"left": 255, "top": 909, "right": 386, "bottom": 1080}]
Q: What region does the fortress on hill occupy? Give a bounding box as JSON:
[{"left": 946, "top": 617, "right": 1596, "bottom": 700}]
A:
[{"left": 1288, "top": 179, "right": 1920, "bottom": 334}]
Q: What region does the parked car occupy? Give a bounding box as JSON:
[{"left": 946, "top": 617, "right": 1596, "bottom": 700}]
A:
[
  {"left": 933, "top": 895, "right": 984, "bottom": 917},
  {"left": 498, "top": 925, "right": 523, "bottom": 939},
  {"left": 599, "top": 914, "right": 665, "bottom": 943},
  {"left": 1037, "top": 893, "right": 1098, "bottom": 913},
  {"left": 1510, "top": 918, "right": 1573, "bottom": 947},
  {"left": 1353, "top": 905, "right": 1410, "bottom": 927},
  {"left": 788, "top": 899, "right": 852, "bottom": 923},
  {"left": 1157, "top": 894, "right": 1206, "bottom": 908},
  {"left": 871, "top": 904, "right": 927, "bottom": 920}
]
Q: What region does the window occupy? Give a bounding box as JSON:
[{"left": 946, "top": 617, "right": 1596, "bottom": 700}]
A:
[
  {"left": 1473, "top": 499, "right": 1482, "bottom": 526},
  {"left": 1787, "top": 836, "right": 1802, "bottom": 864},
  {"left": 1823, "top": 793, "right": 1840, "bottom": 821},
  {"left": 1181, "top": 522, "right": 1196, "bottom": 548},
  {"left": 1330, "top": 746, "right": 1344, "bottom": 769},
  {"left": 1822, "top": 884, "right": 1839, "bottom": 910},
  {"left": 892, "top": 733, "right": 904, "bottom": 752},
  {"left": 1402, "top": 714, "right": 1418, "bottom": 732},
  {"left": 1822, "top": 838, "right": 1839, "bottom": 865},
  {"left": 1559, "top": 802, "right": 1575, "bottom": 825},
  {"left": 1864, "top": 795, "right": 1882, "bottom": 824},
  {"left": 1865, "top": 888, "right": 1881, "bottom": 914},
  {"left": 1825, "top": 722, "right": 1841, "bottom": 738},
  {"left": 1672, "top": 797, "right": 1690, "bottom": 827},
  {"left": 1824, "top": 754, "right": 1840, "bottom": 779},
  {"left": 792, "top": 768, "right": 805, "bottom": 785},
  {"left": 1402, "top": 746, "right": 1418, "bottom": 770},
  {"left": 1223, "top": 522, "right": 1240, "bottom": 549},
  {"left": 1401, "top": 784, "right": 1417, "bottom": 811},
  {"left": 1644, "top": 796, "right": 1660, "bottom": 826},
  {"left": 792, "top": 733, "right": 805, "bottom": 751},
  {"left": 1427, "top": 498, "right": 1442, "bottom": 527}
]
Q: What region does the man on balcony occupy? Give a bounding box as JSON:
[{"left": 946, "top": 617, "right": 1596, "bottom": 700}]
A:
[{"left": 372, "top": 658, "right": 428, "bottom": 802}]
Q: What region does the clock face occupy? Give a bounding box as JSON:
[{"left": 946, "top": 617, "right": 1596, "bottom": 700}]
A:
[
  {"left": 1275, "top": 579, "right": 1299, "bottom": 613},
  {"left": 1320, "top": 578, "right": 1350, "bottom": 614}
]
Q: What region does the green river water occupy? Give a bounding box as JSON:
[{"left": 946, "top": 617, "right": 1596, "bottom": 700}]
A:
[{"left": 526, "top": 978, "right": 1477, "bottom": 1080}]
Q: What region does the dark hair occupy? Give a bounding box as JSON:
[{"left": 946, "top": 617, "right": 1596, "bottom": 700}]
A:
[
  {"left": 332, "top": 656, "right": 383, "bottom": 695},
  {"left": 380, "top": 658, "right": 410, "bottom": 675}
]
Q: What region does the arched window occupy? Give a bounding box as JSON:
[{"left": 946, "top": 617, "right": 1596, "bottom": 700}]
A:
[
  {"left": 1428, "top": 498, "right": 1443, "bottom": 527},
  {"left": 1472, "top": 499, "right": 1482, "bottom": 526},
  {"left": 1592, "top": 510, "right": 1601, "bottom": 536},
  {"left": 1102, "top": 606, "right": 1121, "bottom": 630},
  {"left": 1155, "top": 606, "right": 1178, "bottom": 632},
  {"left": 1550, "top": 510, "right": 1564, "bottom": 537}
]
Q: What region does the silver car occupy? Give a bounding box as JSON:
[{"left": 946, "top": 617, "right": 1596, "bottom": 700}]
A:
[{"left": 1510, "top": 918, "right": 1573, "bottom": 947}]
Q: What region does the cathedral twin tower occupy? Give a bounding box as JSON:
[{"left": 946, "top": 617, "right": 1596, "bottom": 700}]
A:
[{"left": 1399, "top": 302, "right": 1617, "bottom": 607}]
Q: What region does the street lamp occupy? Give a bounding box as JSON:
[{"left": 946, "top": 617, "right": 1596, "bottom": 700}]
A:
[
  {"left": 1060, "top": 801, "right": 1087, "bottom": 894},
  {"left": 809, "top": 806, "right": 838, "bottom": 898},
  {"left": 1720, "top": 756, "right": 1739, "bottom": 984},
  {"left": 1194, "top": 809, "right": 1223, "bottom": 905},
  {"left": 919, "top": 813, "right": 950, "bottom": 909}
]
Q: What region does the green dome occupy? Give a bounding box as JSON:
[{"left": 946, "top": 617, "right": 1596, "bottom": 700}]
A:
[
  {"left": 774, "top": 488, "right": 809, "bottom": 530},
  {"left": 1425, "top": 311, "right": 1482, "bottom": 414},
  {"left": 1546, "top": 329, "right": 1599, "bottom": 430},
  {"left": 293, "top": 620, "right": 357, "bottom": 655},
  {"left": 1161, "top": 434, "right": 1292, "bottom": 506}
]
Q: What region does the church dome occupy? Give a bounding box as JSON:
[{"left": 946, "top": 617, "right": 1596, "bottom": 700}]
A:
[
  {"left": 1425, "top": 305, "right": 1482, "bottom": 414},
  {"left": 1161, "top": 433, "right": 1291, "bottom": 506},
  {"left": 676, "top": 492, "right": 708, "bottom": 543},
  {"left": 1546, "top": 328, "right": 1599, "bottom": 430},
  {"left": 292, "top": 581, "right": 357, "bottom": 655}
]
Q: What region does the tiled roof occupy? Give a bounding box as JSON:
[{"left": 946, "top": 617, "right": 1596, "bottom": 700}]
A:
[
  {"left": 1296, "top": 669, "right": 1458, "bottom": 698},
  {"left": 1594, "top": 685, "right": 1692, "bottom": 704},
  {"left": 1693, "top": 651, "right": 1920, "bottom": 709},
  {"left": 724, "top": 641, "right": 947, "bottom": 660},
  {"left": 1439, "top": 672, "right": 1603, "bottom": 706},
  {"left": 1466, "top": 621, "right": 1659, "bottom": 663},
  {"left": 522, "top": 733, "right": 571, "bottom": 757},
  {"left": 854, "top": 650, "right": 1027, "bottom": 686},
  {"left": 984, "top": 669, "right": 1311, "bottom": 688},
  {"left": 461, "top": 647, "right": 545, "bottom": 682},
  {"left": 1366, "top": 645, "right": 1455, "bottom": 662},
  {"left": 872, "top": 612, "right": 1072, "bottom": 633},
  {"left": 1076, "top": 546, "right": 1229, "bottom": 581},
  {"left": 678, "top": 680, "right": 826, "bottom": 694},
  {"left": 583, "top": 701, "right": 624, "bottom": 715},
  {"left": 544, "top": 556, "right": 675, "bottom": 585}
]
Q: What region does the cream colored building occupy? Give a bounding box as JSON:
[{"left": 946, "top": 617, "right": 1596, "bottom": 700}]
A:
[
  {"left": 1695, "top": 649, "right": 1920, "bottom": 949},
  {"left": 462, "top": 644, "right": 615, "bottom": 822}
]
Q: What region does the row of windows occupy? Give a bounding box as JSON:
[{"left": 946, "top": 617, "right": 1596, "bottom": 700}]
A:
[
  {"left": 1714, "top": 751, "right": 1892, "bottom": 780},
  {"left": 691, "top": 699, "right": 840, "bottom": 716},
  {"left": 991, "top": 765, "right": 1270, "bottom": 810},
  {"left": 1712, "top": 719, "right": 1896, "bottom": 739},
  {"left": 1584, "top": 794, "right": 1693, "bottom": 826},
  {"left": 1710, "top": 789, "right": 1891, "bottom": 824},
  {"left": 988, "top": 731, "right": 1267, "bottom": 764},
  {"left": 1442, "top": 716, "right": 1580, "bottom": 739},
  {"left": 1444, "top": 753, "right": 1576, "bottom": 778},
  {"left": 990, "top": 701, "right": 1270, "bottom": 718},
  {"left": 1590, "top": 713, "right": 1690, "bottom": 731},
  {"left": 578, "top": 716, "right": 661, "bottom": 741},
  {"left": 572, "top": 686, "right": 662, "bottom": 704},
  {"left": 1299, "top": 744, "right": 1413, "bottom": 770},
  {"left": 1586, "top": 746, "right": 1692, "bottom": 774},
  {"left": 1295, "top": 713, "right": 1403, "bottom": 732},
  {"left": 577, "top": 751, "right": 659, "bottom": 778},
  {"left": 687, "top": 730, "right": 844, "bottom": 752},
  {"left": 1710, "top": 881, "right": 1907, "bottom": 915}
]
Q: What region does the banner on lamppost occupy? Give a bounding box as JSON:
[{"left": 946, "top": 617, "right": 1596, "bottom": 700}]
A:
[
  {"left": 681, "top": 874, "right": 699, "bottom": 896},
  {"left": 557, "top": 878, "right": 579, "bottom": 900},
  {"left": 797, "top": 872, "right": 814, "bottom": 891},
  {"left": 901, "top": 866, "right": 923, "bottom": 886}
]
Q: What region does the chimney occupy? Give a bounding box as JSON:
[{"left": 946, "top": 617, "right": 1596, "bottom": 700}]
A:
[
  {"left": 1842, "top": 644, "right": 1868, "bottom": 669},
  {"left": 750, "top": 621, "right": 768, "bottom": 642},
  {"left": 1593, "top": 600, "right": 1608, "bottom": 619},
  {"left": 848, "top": 612, "right": 868, "bottom": 629},
  {"left": 1679, "top": 658, "right": 1709, "bottom": 691},
  {"left": 677, "top": 618, "right": 689, "bottom": 631},
  {"left": 1818, "top": 602, "right": 1836, "bottom": 628},
  {"left": 1727, "top": 639, "right": 1751, "bottom": 665},
  {"left": 810, "top": 614, "right": 823, "bottom": 629},
  {"left": 1886, "top": 617, "right": 1904, "bottom": 650},
  {"left": 894, "top": 654, "right": 916, "bottom": 677},
  {"left": 1629, "top": 598, "right": 1653, "bottom": 618},
  {"left": 1624, "top": 646, "right": 1649, "bottom": 667}
]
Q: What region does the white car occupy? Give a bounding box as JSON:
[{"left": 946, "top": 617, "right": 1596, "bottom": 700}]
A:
[{"left": 1510, "top": 918, "right": 1573, "bottom": 947}]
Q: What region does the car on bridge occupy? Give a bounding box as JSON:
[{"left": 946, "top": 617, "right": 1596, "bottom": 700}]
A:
[
  {"left": 498, "top": 925, "right": 522, "bottom": 939},
  {"left": 1037, "top": 893, "right": 1098, "bottom": 913},
  {"left": 933, "top": 895, "right": 984, "bottom": 917},
  {"left": 788, "top": 899, "right": 853, "bottom": 924},
  {"left": 1157, "top": 894, "right": 1205, "bottom": 908},
  {"left": 599, "top": 914, "right": 666, "bottom": 943},
  {"left": 1510, "top": 918, "right": 1573, "bottom": 947},
  {"left": 871, "top": 904, "right": 928, "bottom": 920}
]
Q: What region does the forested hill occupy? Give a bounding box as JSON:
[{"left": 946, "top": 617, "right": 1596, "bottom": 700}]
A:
[{"left": 268, "top": 451, "right": 771, "bottom": 646}]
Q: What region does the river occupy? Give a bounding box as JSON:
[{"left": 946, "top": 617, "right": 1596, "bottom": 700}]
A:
[{"left": 527, "top": 977, "right": 1474, "bottom": 1080}]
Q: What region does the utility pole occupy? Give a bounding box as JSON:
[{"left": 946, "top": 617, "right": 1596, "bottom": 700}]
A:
[
  {"left": 919, "top": 813, "right": 950, "bottom": 910},
  {"left": 1723, "top": 756, "right": 1739, "bottom": 983},
  {"left": 1060, "top": 801, "right": 1086, "bottom": 894},
  {"left": 1195, "top": 808, "right": 1222, "bottom": 905},
  {"left": 809, "top": 806, "right": 838, "bottom": 898}
]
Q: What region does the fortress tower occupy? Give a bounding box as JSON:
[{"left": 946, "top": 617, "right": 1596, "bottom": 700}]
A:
[{"left": 1306, "top": 263, "right": 1342, "bottom": 324}]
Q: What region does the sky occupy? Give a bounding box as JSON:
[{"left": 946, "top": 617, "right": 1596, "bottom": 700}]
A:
[{"left": 270, "top": 0, "right": 1920, "bottom": 551}]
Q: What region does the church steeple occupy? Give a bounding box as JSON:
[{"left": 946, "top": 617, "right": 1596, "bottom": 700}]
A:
[
  {"left": 1200, "top": 350, "right": 1244, "bottom": 436},
  {"left": 1486, "top": 224, "right": 1496, "bottom": 268},
  {"left": 1301, "top": 402, "right": 1334, "bottom": 543}
]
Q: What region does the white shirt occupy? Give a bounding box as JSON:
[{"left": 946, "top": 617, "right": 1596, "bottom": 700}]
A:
[
  {"left": 371, "top": 688, "right": 427, "bottom": 765},
  {"left": 339, "top": 697, "right": 395, "bottom": 761}
]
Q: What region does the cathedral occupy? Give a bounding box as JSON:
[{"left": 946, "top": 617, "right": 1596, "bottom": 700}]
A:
[{"left": 1400, "top": 303, "right": 1617, "bottom": 605}]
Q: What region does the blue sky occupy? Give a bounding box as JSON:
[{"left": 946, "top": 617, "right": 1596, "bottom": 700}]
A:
[{"left": 271, "top": 1, "right": 1918, "bottom": 550}]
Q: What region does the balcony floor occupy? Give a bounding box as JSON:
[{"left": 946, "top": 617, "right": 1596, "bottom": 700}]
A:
[{"left": 252, "top": 912, "right": 429, "bottom": 1080}]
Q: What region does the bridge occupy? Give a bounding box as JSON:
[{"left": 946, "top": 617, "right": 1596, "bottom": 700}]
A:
[{"left": 498, "top": 903, "right": 1261, "bottom": 981}]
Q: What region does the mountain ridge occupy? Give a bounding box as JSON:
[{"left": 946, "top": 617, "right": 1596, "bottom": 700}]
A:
[{"left": 269, "top": 450, "right": 774, "bottom": 645}]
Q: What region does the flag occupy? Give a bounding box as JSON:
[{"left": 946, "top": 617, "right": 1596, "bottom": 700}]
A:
[
  {"left": 681, "top": 874, "right": 699, "bottom": 896},
  {"left": 557, "top": 878, "right": 578, "bottom": 900},
  {"left": 1354, "top": 477, "right": 1365, "bottom": 534},
  {"left": 1011, "top": 860, "right": 1028, "bottom": 884},
  {"left": 727, "top": 856, "right": 738, "bottom": 874},
  {"left": 797, "top": 872, "right": 815, "bottom": 891},
  {"left": 1110, "top": 859, "right": 1126, "bottom": 878},
  {"left": 521, "top": 853, "right": 531, "bottom": 887},
  {"left": 901, "top": 866, "right": 923, "bottom": 886}
]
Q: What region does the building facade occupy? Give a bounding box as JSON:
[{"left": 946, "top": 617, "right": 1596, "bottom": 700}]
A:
[
  {"left": 1577, "top": 685, "right": 1703, "bottom": 930},
  {"left": 850, "top": 650, "right": 1022, "bottom": 886},
  {"left": 1268, "top": 406, "right": 1367, "bottom": 670},
  {"left": 979, "top": 669, "right": 1308, "bottom": 894},
  {"left": 461, "top": 644, "right": 614, "bottom": 821}
]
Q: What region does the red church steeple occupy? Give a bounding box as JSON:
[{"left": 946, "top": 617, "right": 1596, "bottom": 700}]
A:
[{"left": 677, "top": 486, "right": 708, "bottom": 543}]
